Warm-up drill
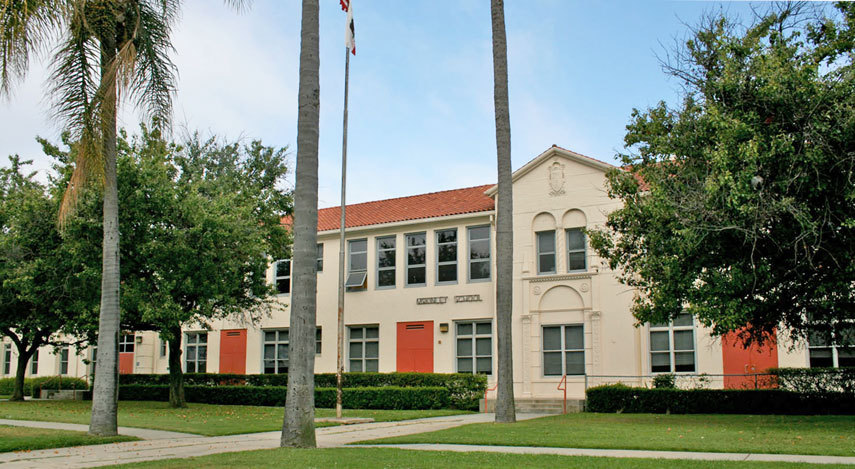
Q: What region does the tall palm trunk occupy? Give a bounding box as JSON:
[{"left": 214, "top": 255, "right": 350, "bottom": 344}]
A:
[
  {"left": 491, "top": 0, "right": 516, "bottom": 423},
  {"left": 281, "top": 0, "right": 320, "bottom": 448},
  {"left": 89, "top": 31, "right": 121, "bottom": 437}
]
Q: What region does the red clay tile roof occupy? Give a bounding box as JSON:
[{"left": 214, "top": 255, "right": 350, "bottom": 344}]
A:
[{"left": 281, "top": 185, "right": 495, "bottom": 232}]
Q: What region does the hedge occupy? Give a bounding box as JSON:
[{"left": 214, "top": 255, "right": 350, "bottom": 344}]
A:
[
  {"left": 114, "top": 384, "right": 450, "bottom": 409},
  {"left": 119, "top": 372, "right": 485, "bottom": 410},
  {"left": 768, "top": 367, "right": 855, "bottom": 394},
  {"left": 586, "top": 384, "right": 855, "bottom": 415},
  {"left": 0, "top": 376, "right": 88, "bottom": 397}
]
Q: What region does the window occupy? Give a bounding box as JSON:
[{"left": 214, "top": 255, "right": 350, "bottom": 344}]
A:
[
  {"left": 649, "top": 313, "right": 695, "bottom": 373},
  {"left": 275, "top": 259, "right": 291, "bottom": 294},
  {"left": 119, "top": 334, "right": 135, "bottom": 353},
  {"left": 160, "top": 339, "right": 167, "bottom": 357},
  {"left": 435, "top": 229, "right": 458, "bottom": 284},
  {"left": 59, "top": 346, "right": 69, "bottom": 375},
  {"left": 468, "top": 226, "right": 491, "bottom": 281},
  {"left": 31, "top": 349, "right": 38, "bottom": 375},
  {"left": 536, "top": 230, "right": 556, "bottom": 274},
  {"left": 2, "top": 344, "right": 10, "bottom": 375},
  {"left": 348, "top": 326, "right": 379, "bottom": 372},
  {"left": 345, "top": 238, "right": 368, "bottom": 289},
  {"left": 456, "top": 321, "right": 492, "bottom": 374},
  {"left": 376, "top": 236, "right": 396, "bottom": 288},
  {"left": 406, "top": 232, "right": 426, "bottom": 286},
  {"left": 185, "top": 332, "right": 207, "bottom": 373},
  {"left": 316, "top": 243, "right": 324, "bottom": 272},
  {"left": 263, "top": 329, "right": 289, "bottom": 374},
  {"left": 808, "top": 324, "right": 854, "bottom": 368},
  {"left": 543, "top": 325, "right": 584, "bottom": 376},
  {"left": 315, "top": 328, "right": 322, "bottom": 354},
  {"left": 566, "top": 228, "right": 586, "bottom": 272}
]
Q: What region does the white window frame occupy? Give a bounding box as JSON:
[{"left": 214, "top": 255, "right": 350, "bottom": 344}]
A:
[
  {"left": 807, "top": 322, "right": 854, "bottom": 368},
  {"left": 184, "top": 332, "right": 207, "bottom": 373},
  {"left": 455, "top": 320, "right": 493, "bottom": 375},
  {"left": 405, "top": 232, "right": 427, "bottom": 287},
  {"left": 316, "top": 243, "right": 324, "bottom": 272},
  {"left": 160, "top": 339, "right": 167, "bottom": 357},
  {"left": 262, "top": 329, "right": 289, "bottom": 374},
  {"left": 2, "top": 343, "right": 11, "bottom": 375},
  {"left": 30, "top": 349, "right": 38, "bottom": 375},
  {"left": 274, "top": 259, "right": 291, "bottom": 295},
  {"left": 119, "top": 334, "right": 135, "bottom": 354},
  {"left": 348, "top": 325, "right": 379, "bottom": 372},
  {"left": 345, "top": 238, "right": 368, "bottom": 289},
  {"left": 565, "top": 227, "right": 587, "bottom": 272},
  {"left": 649, "top": 314, "right": 696, "bottom": 373},
  {"left": 536, "top": 230, "right": 556, "bottom": 275},
  {"left": 376, "top": 236, "right": 396, "bottom": 289},
  {"left": 467, "top": 225, "right": 491, "bottom": 282},
  {"left": 59, "top": 346, "right": 69, "bottom": 375},
  {"left": 435, "top": 228, "right": 458, "bottom": 285},
  {"left": 542, "top": 324, "right": 585, "bottom": 377}
]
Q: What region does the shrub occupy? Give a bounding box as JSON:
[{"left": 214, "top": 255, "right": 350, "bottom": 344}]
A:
[
  {"left": 586, "top": 384, "right": 855, "bottom": 415},
  {"left": 119, "top": 372, "right": 485, "bottom": 410},
  {"left": 652, "top": 373, "right": 676, "bottom": 389},
  {"left": 115, "top": 384, "right": 450, "bottom": 409},
  {"left": 769, "top": 367, "right": 855, "bottom": 394},
  {"left": 0, "top": 376, "right": 88, "bottom": 397}
]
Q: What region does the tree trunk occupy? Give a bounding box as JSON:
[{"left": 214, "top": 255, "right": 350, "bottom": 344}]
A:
[
  {"left": 89, "top": 31, "right": 121, "bottom": 437},
  {"left": 10, "top": 344, "right": 33, "bottom": 402},
  {"left": 491, "top": 0, "right": 516, "bottom": 423},
  {"left": 167, "top": 326, "right": 186, "bottom": 408},
  {"left": 282, "top": 0, "right": 320, "bottom": 448}
]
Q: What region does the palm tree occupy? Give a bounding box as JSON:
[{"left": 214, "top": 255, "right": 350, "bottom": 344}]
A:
[
  {"left": 490, "top": 0, "right": 516, "bottom": 423},
  {"left": 281, "top": 0, "right": 320, "bottom": 448},
  {"left": 0, "top": 0, "right": 243, "bottom": 436}
]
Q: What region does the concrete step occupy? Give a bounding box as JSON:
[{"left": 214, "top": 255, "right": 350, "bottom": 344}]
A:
[{"left": 480, "top": 398, "right": 585, "bottom": 414}]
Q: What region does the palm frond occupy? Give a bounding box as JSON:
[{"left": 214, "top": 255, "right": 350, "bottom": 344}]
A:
[
  {"left": 0, "top": 0, "right": 67, "bottom": 96},
  {"left": 127, "top": 0, "right": 176, "bottom": 133}
]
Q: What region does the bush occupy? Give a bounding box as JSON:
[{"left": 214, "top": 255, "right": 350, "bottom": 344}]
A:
[
  {"left": 120, "top": 372, "right": 485, "bottom": 410},
  {"left": 0, "top": 376, "right": 88, "bottom": 397},
  {"left": 652, "top": 373, "right": 676, "bottom": 389},
  {"left": 586, "top": 384, "right": 855, "bottom": 415},
  {"left": 115, "top": 384, "right": 450, "bottom": 409},
  {"left": 769, "top": 367, "right": 855, "bottom": 394}
]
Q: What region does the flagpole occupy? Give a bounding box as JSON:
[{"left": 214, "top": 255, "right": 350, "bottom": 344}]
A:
[{"left": 335, "top": 46, "right": 350, "bottom": 420}]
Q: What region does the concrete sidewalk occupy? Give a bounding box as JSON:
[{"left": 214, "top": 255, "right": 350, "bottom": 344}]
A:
[{"left": 0, "top": 419, "right": 199, "bottom": 440}]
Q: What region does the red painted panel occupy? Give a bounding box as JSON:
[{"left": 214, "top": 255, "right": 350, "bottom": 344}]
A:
[
  {"left": 219, "top": 329, "right": 247, "bottom": 374},
  {"left": 396, "top": 321, "right": 434, "bottom": 373},
  {"left": 119, "top": 353, "right": 134, "bottom": 374},
  {"left": 722, "top": 328, "right": 778, "bottom": 389}
]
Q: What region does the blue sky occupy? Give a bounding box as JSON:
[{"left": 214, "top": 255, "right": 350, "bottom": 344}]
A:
[{"left": 0, "top": 1, "right": 786, "bottom": 207}]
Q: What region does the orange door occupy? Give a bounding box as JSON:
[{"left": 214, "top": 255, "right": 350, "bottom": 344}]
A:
[
  {"left": 119, "top": 353, "right": 134, "bottom": 374},
  {"left": 219, "top": 329, "right": 247, "bottom": 374},
  {"left": 722, "top": 328, "right": 778, "bottom": 389},
  {"left": 396, "top": 321, "right": 434, "bottom": 373}
]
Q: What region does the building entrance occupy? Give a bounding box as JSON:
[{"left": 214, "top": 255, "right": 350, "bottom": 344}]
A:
[{"left": 396, "top": 321, "right": 434, "bottom": 373}]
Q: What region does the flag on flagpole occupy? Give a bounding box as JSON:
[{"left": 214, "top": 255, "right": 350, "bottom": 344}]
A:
[{"left": 340, "top": 0, "right": 356, "bottom": 55}]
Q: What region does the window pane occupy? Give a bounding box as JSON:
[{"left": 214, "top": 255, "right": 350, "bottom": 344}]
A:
[
  {"left": 437, "top": 229, "right": 456, "bottom": 243},
  {"left": 566, "top": 351, "right": 585, "bottom": 375},
  {"left": 277, "top": 260, "right": 290, "bottom": 277},
  {"left": 277, "top": 278, "right": 290, "bottom": 294},
  {"left": 350, "top": 239, "right": 367, "bottom": 252},
  {"left": 470, "top": 240, "right": 489, "bottom": 259},
  {"left": 407, "top": 233, "right": 425, "bottom": 246},
  {"left": 567, "top": 229, "right": 585, "bottom": 251},
  {"left": 469, "top": 226, "right": 489, "bottom": 240},
  {"left": 378, "top": 250, "right": 395, "bottom": 268},
  {"left": 277, "top": 344, "right": 288, "bottom": 360},
  {"left": 537, "top": 231, "right": 555, "bottom": 252},
  {"left": 543, "top": 352, "right": 562, "bottom": 376},
  {"left": 366, "top": 327, "right": 379, "bottom": 339},
  {"left": 674, "top": 330, "right": 694, "bottom": 351},
  {"left": 650, "top": 331, "right": 670, "bottom": 351},
  {"left": 264, "top": 360, "right": 276, "bottom": 374},
  {"left": 457, "top": 338, "right": 472, "bottom": 357},
  {"left": 457, "top": 323, "right": 473, "bottom": 336},
  {"left": 565, "top": 325, "right": 584, "bottom": 349},
  {"left": 264, "top": 344, "right": 275, "bottom": 360},
  {"left": 365, "top": 359, "right": 379, "bottom": 372},
  {"left": 186, "top": 347, "right": 196, "bottom": 360},
  {"left": 539, "top": 254, "right": 555, "bottom": 273},
  {"left": 438, "top": 245, "right": 457, "bottom": 263},
  {"left": 673, "top": 313, "right": 693, "bottom": 327},
  {"left": 809, "top": 348, "right": 833, "bottom": 368},
  {"left": 674, "top": 352, "right": 695, "bottom": 372},
  {"left": 568, "top": 252, "right": 586, "bottom": 271},
  {"left": 475, "top": 338, "right": 491, "bottom": 356},
  {"left": 349, "top": 342, "right": 363, "bottom": 359},
  {"left": 276, "top": 360, "right": 287, "bottom": 373},
  {"left": 476, "top": 357, "right": 492, "bottom": 374},
  {"left": 838, "top": 348, "right": 855, "bottom": 367},
  {"left": 365, "top": 341, "right": 379, "bottom": 359},
  {"left": 378, "top": 237, "right": 395, "bottom": 250},
  {"left": 350, "top": 328, "right": 363, "bottom": 339},
  {"left": 264, "top": 331, "right": 276, "bottom": 342},
  {"left": 351, "top": 252, "right": 367, "bottom": 272},
  {"left": 808, "top": 330, "right": 831, "bottom": 347},
  {"left": 408, "top": 266, "right": 426, "bottom": 285},
  {"left": 476, "top": 323, "right": 492, "bottom": 335},
  {"left": 197, "top": 362, "right": 207, "bottom": 373},
  {"left": 543, "top": 327, "right": 561, "bottom": 351},
  {"left": 458, "top": 358, "right": 473, "bottom": 373},
  {"left": 470, "top": 261, "right": 490, "bottom": 280},
  {"left": 350, "top": 360, "right": 362, "bottom": 372},
  {"left": 438, "top": 264, "right": 457, "bottom": 282},
  {"left": 280, "top": 330, "right": 289, "bottom": 341},
  {"left": 651, "top": 352, "right": 671, "bottom": 372},
  {"left": 378, "top": 270, "right": 395, "bottom": 287},
  {"left": 408, "top": 247, "right": 426, "bottom": 265},
  {"left": 198, "top": 346, "right": 207, "bottom": 360}
]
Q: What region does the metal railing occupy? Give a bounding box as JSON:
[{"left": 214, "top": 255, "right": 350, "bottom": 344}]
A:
[{"left": 482, "top": 382, "right": 499, "bottom": 413}]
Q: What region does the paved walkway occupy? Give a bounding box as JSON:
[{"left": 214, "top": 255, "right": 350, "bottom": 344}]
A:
[
  {"left": 1, "top": 413, "right": 854, "bottom": 467},
  {"left": 0, "top": 419, "right": 198, "bottom": 440}
]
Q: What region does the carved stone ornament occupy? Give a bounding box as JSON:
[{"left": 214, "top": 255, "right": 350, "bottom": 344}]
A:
[
  {"left": 548, "top": 161, "right": 566, "bottom": 196},
  {"left": 533, "top": 286, "right": 542, "bottom": 295},
  {"left": 580, "top": 283, "right": 589, "bottom": 292}
]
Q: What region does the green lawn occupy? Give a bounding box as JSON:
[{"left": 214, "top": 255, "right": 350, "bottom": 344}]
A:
[
  {"left": 0, "top": 425, "right": 136, "bottom": 452},
  {"left": 0, "top": 400, "right": 469, "bottom": 436},
  {"left": 113, "top": 447, "right": 852, "bottom": 469},
  {"left": 363, "top": 413, "right": 855, "bottom": 457}
]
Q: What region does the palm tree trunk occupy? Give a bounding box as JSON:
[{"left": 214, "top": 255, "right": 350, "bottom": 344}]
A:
[
  {"left": 167, "top": 326, "right": 186, "bottom": 408},
  {"left": 281, "top": 0, "right": 320, "bottom": 448},
  {"left": 10, "top": 344, "right": 34, "bottom": 402},
  {"left": 89, "top": 32, "right": 121, "bottom": 437},
  {"left": 491, "top": 0, "right": 516, "bottom": 424}
]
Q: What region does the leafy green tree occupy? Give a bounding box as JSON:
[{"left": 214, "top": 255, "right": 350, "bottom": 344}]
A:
[
  {"left": 589, "top": 3, "right": 855, "bottom": 346},
  {"left": 282, "top": 0, "right": 320, "bottom": 449}
]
